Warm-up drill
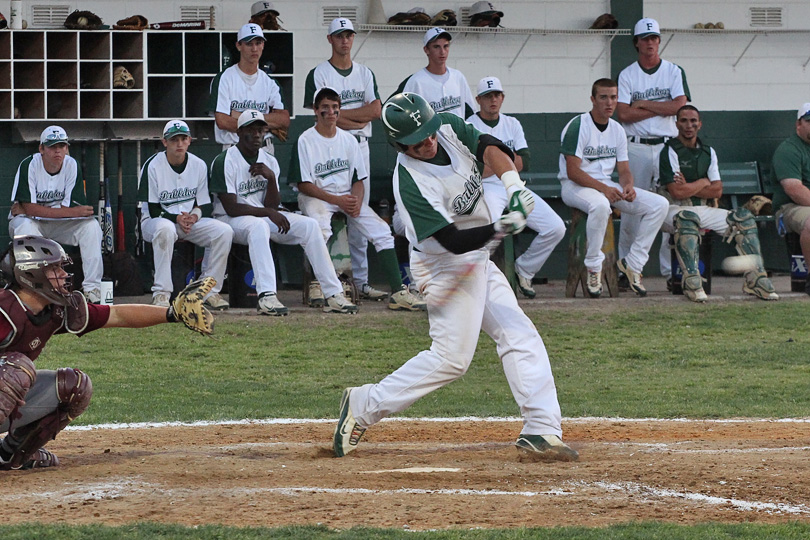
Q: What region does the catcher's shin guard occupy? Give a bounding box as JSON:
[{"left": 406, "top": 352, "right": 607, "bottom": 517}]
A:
[
  {"left": 5, "top": 368, "right": 92, "bottom": 468},
  {"left": 0, "top": 353, "right": 36, "bottom": 426},
  {"left": 673, "top": 210, "right": 705, "bottom": 299},
  {"left": 724, "top": 208, "right": 778, "bottom": 299}
]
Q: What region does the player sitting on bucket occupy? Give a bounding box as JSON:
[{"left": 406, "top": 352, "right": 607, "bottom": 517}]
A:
[
  {"left": 333, "top": 93, "right": 578, "bottom": 463},
  {"left": 0, "top": 235, "right": 214, "bottom": 470},
  {"left": 658, "top": 105, "right": 778, "bottom": 302}
]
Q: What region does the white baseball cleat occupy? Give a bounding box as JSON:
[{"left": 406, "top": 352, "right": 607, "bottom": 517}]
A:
[
  {"left": 257, "top": 292, "right": 289, "bottom": 316},
  {"left": 152, "top": 292, "right": 171, "bottom": 307},
  {"left": 517, "top": 274, "right": 536, "bottom": 298},
  {"left": 323, "top": 293, "right": 359, "bottom": 314},
  {"left": 204, "top": 292, "right": 229, "bottom": 310},
  {"left": 308, "top": 281, "right": 325, "bottom": 307},
  {"left": 388, "top": 286, "right": 427, "bottom": 311},
  {"left": 617, "top": 258, "right": 646, "bottom": 297},
  {"left": 359, "top": 283, "right": 387, "bottom": 301},
  {"left": 334, "top": 388, "right": 366, "bottom": 457},
  {"left": 586, "top": 270, "right": 602, "bottom": 298}
]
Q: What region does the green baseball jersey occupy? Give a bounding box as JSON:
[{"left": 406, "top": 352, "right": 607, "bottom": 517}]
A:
[
  {"left": 771, "top": 134, "right": 810, "bottom": 212},
  {"left": 658, "top": 137, "right": 719, "bottom": 206}
]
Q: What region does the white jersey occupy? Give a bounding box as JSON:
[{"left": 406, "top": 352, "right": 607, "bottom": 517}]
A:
[
  {"left": 617, "top": 59, "right": 689, "bottom": 138},
  {"left": 11, "top": 154, "right": 83, "bottom": 210},
  {"left": 209, "top": 146, "right": 281, "bottom": 216},
  {"left": 289, "top": 126, "right": 367, "bottom": 195},
  {"left": 393, "top": 114, "right": 491, "bottom": 255},
  {"left": 466, "top": 112, "right": 528, "bottom": 185},
  {"left": 397, "top": 67, "right": 476, "bottom": 119},
  {"left": 558, "top": 112, "right": 628, "bottom": 184},
  {"left": 138, "top": 152, "right": 210, "bottom": 218},
  {"left": 209, "top": 64, "right": 285, "bottom": 145},
  {"left": 304, "top": 61, "right": 380, "bottom": 139}
]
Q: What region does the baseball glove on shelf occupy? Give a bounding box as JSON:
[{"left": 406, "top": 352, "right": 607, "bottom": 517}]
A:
[
  {"left": 590, "top": 13, "right": 618, "bottom": 29},
  {"left": 431, "top": 9, "right": 457, "bottom": 26},
  {"left": 388, "top": 9, "right": 432, "bottom": 25},
  {"left": 250, "top": 11, "right": 284, "bottom": 31},
  {"left": 470, "top": 11, "right": 501, "bottom": 28},
  {"left": 167, "top": 277, "right": 216, "bottom": 336},
  {"left": 64, "top": 9, "right": 102, "bottom": 30},
  {"left": 113, "top": 14, "right": 148, "bottom": 30},
  {"left": 113, "top": 66, "right": 135, "bottom": 89}
]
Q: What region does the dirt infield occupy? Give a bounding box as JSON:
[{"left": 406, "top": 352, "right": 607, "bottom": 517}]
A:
[{"left": 2, "top": 419, "right": 810, "bottom": 530}]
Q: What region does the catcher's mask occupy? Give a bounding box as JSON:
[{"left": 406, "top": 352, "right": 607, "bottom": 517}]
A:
[
  {"left": 382, "top": 93, "right": 442, "bottom": 150},
  {"left": 0, "top": 236, "right": 76, "bottom": 307}
]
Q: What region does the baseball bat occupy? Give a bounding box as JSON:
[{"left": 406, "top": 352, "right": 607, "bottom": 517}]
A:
[
  {"left": 431, "top": 230, "right": 507, "bottom": 308},
  {"left": 134, "top": 140, "right": 145, "bottom": 257},
  {"left": 149, "top": 20, "right": 205, "bottom": 30},
  {"left": 116, "top": 141, "right": 125, "bottom": 252},
  {"left": 98, "top": 142, "right": 114, "bottom": 255}
]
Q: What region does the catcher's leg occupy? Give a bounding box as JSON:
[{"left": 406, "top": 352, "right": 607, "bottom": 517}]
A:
[
  {"left": 1, "top": 368, "right": 92, "bottom": 469},
  {"left": 0, "top": 352, "right": 37, "bottom": 427},
  {"left": 673, "top": 210, "right": 707, "bottom": 302},
  {"left": 724, "top": 208, "right": 778, "bottom": 300}
]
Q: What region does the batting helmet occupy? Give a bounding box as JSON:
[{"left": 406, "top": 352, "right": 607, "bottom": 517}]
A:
[
  {"left": 0, "top": 236, "right": 75, "bottom": 306},
  {"left": 381, "top": 93, "right": 442, "bottom": 147}
]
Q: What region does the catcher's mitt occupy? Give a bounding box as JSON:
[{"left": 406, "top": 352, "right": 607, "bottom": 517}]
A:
[
  {"left": 590, "top": 13, "right": 618, "bottom": 29},
  {"left": 470, "top": 12, "right": 501, "bottom": 27},
  {"left": 431, "top": 9, "right": 457, "bottom": 26},
  {"left": 113, "top": 14, "right": 148, "bottom": 30},
  {"left": 0, "top": 353, "right": 36, "bottom": 425},
  {"left": 113, "top": 66, "right": 135, "bottom": 89},
  {"left": 167, "top": 277, "right": 216, "bottom": 336},
  {"left": 250, "top": 11, "right": 284, "bottom": 31},
  {"left": 743, "top": 195, "right": 773, "bottom": 216},
  {"left": 388, "top": 10, "right": 432, "bottom": 25},
  {"left": 270, "top": 126, "right": 288, "bottom": 142},
  {"left": 64, "top": 9, "right": 102, "bottom": 30}
]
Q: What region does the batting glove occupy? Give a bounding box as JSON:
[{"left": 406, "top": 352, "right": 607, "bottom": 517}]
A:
[
  {"left": 507, "top": 188, "right": 535, "bottom": 218},
  {"left": 494, "top": 211, "right": 527, "bottom": 236}
]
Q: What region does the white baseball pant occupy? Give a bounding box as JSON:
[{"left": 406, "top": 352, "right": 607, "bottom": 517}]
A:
[
  {"left": 298, "top": 194, "right": 395, "bottom": 252},
  {"left": 141, "top": 217, "right": 233, "bottom": 295},
  {"left": 217, "top": 211, "right": 343, "bottom": 298},
  {"left": 560, "top": 178, "right": 669, "bottom": 273},
  {"left": 9, "top": 216, "right": 103, "bottom": 292},
  {"left": 350, "top": 248, "right": 564, "bottom": 437},
  {"left": 619, "top": 140, "right": 665, "bottom": 265},
  {"left": 348, "top": 139, "right": 372, "bottom": 286},
  {"left": 483, "top": 181, "right": 565, "bottom": 280}
]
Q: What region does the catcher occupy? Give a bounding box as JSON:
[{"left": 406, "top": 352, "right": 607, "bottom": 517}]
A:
[{"left": 0, "top": 236, "right": 214, "bottom": 471}]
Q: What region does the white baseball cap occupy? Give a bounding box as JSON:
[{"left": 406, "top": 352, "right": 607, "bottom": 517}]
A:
[
  {"left": 328, "top": 17, "right": 355, "bottom": 36},
  {"left": 477, "top": 76, "right": 504, "bottom": 96},
  {"left": 798, "top": 103, "right": 810, "bottom": 120},
  {"left": 470, "top": 1, "right": 504, "bottom": 18},
  {"left": 237, "top": 109, "right": 268, "bottom": 129},
  {"left": 634, "top": 18, "right": 660, "bottom": 37},
  {"left": 163, "top": 119, "right": 190, "bottom": 139},
  {"left": 423, "top": 27, "right": 452, "bottom": 47},
  {"left": 40, "top": 126, "right": 69, "bottom": 146},
  {"left": 237, "top": 23, "right": 266, "bottom": 43},
  {"left": 250, "top": 1, "right": 278, "bottom": 17}
]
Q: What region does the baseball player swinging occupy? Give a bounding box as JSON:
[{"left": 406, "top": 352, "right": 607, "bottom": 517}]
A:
[
  {"left": 0, "top": 236, "right": 213, "bottom": 470},
  {"left": 466, "top": 76, "right": 566, "bottom": 298},
  {"left": 333, "top": 93, "right": 578, "bottom": 462}
]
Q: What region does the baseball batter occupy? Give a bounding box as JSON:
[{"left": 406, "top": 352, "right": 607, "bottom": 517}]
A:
[
  {"left": 290, "top": 87, "right": 425, "bottom": 311},
  {"left": 9, "top": 126, "right": 103, "bottom": 304},
  {"left": 559, "top": 79, "right": 668, "bottom": 297},
  {"left": 0, "top": 236, "right": 209, "bottom": 470},
  {"left": 303, "top": 18, "right": 385, "bottom": 300},
  {"left": 393, "top": 27, "right": 476, "bottom": 120},
  {"left": 207, "top": 23, "right": 290, "bottom": 149},
  {"left": 467, "top": 76, "right": 565, "bottom": 298},
  {"left": 616, "top": 17, "right": 690, "bottom": 283},
  {"left": 333, "top": 93, "right": 578, "bottom": 462},
  {"left": 659, "top": 105, "right": 777, "bottom": 301},
  {"left": 138, "top": 120, "right": 233, "bottom": 309},
  {"left": 210, "top": 109, "right": 357, "bottom": 316}
]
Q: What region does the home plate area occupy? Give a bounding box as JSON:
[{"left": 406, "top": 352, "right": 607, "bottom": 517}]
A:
[{"left": 2, "top": 419, "right": 810, "bottom": 530}]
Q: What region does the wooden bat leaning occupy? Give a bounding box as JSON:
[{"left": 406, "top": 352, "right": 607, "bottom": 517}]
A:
[
  {"left": 430, "top": 230, "right": 508, "bottom": 308},
  {"left": 134, "top": 141, "right": 145, "bottom": 257},
  {"left": 116, "top": 141, "right": 125, "bottom": 252},
  {"left": 98, "top": 141, "right": 114, "bottom": 255}
]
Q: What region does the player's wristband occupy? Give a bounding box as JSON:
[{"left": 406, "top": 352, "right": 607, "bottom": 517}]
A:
[
  {"left": 190, "top": 207, "right": 202, "bottom": 219},
  {"left": 500, "top": 170, "right": 524, "bottom": 195}
]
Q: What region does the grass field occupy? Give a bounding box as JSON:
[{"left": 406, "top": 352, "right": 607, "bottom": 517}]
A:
[{"left": 13, "top": 299, "right": 810, "bottom": 538}]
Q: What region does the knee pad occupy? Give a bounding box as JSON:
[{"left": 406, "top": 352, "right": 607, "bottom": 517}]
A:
[
  {"left": 0, "top": 353, "right": 36, "bottom": 425},
  {"left": 56, "top": 367, "right": 93, "bottom": 421},
  {"left": 673, "top": 210, "right": 702, "bottom": 280}
]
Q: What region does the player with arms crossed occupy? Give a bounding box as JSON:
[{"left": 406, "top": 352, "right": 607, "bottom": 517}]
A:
[
  {"left": 208, "top": 23, "right": 290, "bottom": 151},
  {"left": 303, "top": 18, "right": 386, "bottom": 301},
  {"left": 0, "top": 235, "right": 213, "bottom": 470},
  {"left": 467, "top": 76, "right": 565, "bottom": 298},
  {"left": 210, "top": 109, "right": 357, "bottom": 316},
  {"left": 333, "top": 93, "right": 578, "bottom": 462},
  {"left": 9, "top": 126, "right": 103, "bottom": 304},
  {"left": 291, "top": 88, "right": 424, "bottom": 311},
  {"left": 658, "top": 105, "right": 777, "bottom": 302},
  {"left": 559, "top": 78, "right": 668, "bottom": 297},
  {"left": 138, "top": 120, "right": 234, "bottom": 309}
]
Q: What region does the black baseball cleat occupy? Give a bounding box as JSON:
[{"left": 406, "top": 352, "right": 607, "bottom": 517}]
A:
[
  {"left": 0, "top": 448, "right": 59, "bottom": 470},
  {"left": 515, "top": 434, "right": 578, "bottom": 462}
]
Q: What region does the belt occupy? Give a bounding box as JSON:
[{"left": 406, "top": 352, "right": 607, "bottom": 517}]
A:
[
  {"left": 628, "top": 136, "right": 667, "bottom": 145},
  {"left": 353, "top": 135, "right": 368, "bottom": 142}
]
